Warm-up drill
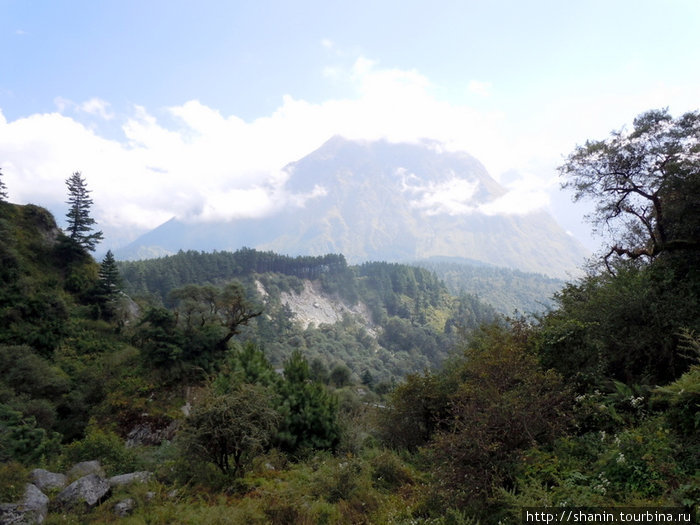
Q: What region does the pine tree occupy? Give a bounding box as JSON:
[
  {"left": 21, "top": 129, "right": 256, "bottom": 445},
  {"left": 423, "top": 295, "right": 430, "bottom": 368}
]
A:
[
  {"left": 98, "top": 250, "right": 122, "bottom": 296},
  {"left": 0, "top": 167, "right": 8, "bottom": 201},
  {"left": 95, "top": 250, "right": 123, "bottom": 321},
  {"left": 65, "top": 171, "right": 103, "bottom": 251}
]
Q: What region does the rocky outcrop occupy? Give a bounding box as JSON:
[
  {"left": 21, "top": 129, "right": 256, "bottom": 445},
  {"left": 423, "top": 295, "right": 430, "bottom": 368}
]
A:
[
  {"left": 66, "top": 461, "right": 104, "bottom": 480},
  {"left": 0, "top": 483, "right": 49, "bottom": 524},
  {"left": 113, "top": 498, "right": 136, "bottom": 517},
  {"left": 0, "top": 461, "right": 154, "bottom": 522},
  {"left": 278, "top": 280, "right": 375, "bottom": 333},
  {"left": 125, "top": 420, "right": 178, "bottom": 447},
  {"left": 56, "top": 474, "right": 111, "bottom": 509},
  {"left": 108, "top": 471, "right": 152, "bottom": 487},
  {"left": 29, "top": 469, "right": 67, "bottom": 493}
]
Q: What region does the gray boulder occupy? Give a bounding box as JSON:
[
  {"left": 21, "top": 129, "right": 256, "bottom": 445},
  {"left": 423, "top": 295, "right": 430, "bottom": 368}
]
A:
[
  {"left": 30, "top": 469, "right": 67, "bottom": 492},
  {"left": 0, "top": 483, "right": 49, "bottom": 524},
  {"left": 56, "top": 474, "right": 111, "bottom": 509},
  {"left": 66, "top": 461, "right": 104, "bottom": 480},
  {"left": 108, "top": 471, "right": 152, "bottom": 487},
  {"left": 113, "top": 498, "right": 136, "bottom": 517}
]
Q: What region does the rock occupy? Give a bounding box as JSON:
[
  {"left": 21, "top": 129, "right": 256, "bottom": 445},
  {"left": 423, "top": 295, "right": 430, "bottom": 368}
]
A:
[
  {"left": 30, "top": 469, "right": 67, "bottom": 492},
  {"left": 108, "top": 471, "right": 152, "bottom": 487},
  {"left": 0, "top": 503, "right": 24, "bottom": 524},
  {"left": 67, "top": 460, "right": 104, "bottom": 480},
  {"left": 56, "top": 474, "right": 111, "bottom": 509},
  {"left": 125, "top": 421, "right": 177, "bottom": 447},
  {"left": 21, "top": 485, "right": 49, "bottom": 522},
  {"left": 0, "top": 483, "right": 49, "bottom": 524},
  {"left": 113, "top": 498, "right": 136, "bottom": 517}
]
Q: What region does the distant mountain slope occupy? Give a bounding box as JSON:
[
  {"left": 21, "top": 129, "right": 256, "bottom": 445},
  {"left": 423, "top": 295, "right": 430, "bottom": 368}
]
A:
[
  {"left": 117, "top": 137, "right": 588, "bottom": 278},
  {"left": 413, "top": 257, "right": 565, "bottom": 315},
  {"left": 117, "top": 248, "right": 499, "bottom": 380}
]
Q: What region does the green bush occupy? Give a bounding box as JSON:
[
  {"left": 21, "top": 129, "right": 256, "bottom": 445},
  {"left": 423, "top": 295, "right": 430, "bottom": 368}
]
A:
[
  {"left": 370, "top": 449, "right": 414, "bottom": 491},
  {"left": 0, "top": 461, "right": 28, "bottom": 502},
  {"left": 61, "top": 424, "right": 139, "bottom": 476}
]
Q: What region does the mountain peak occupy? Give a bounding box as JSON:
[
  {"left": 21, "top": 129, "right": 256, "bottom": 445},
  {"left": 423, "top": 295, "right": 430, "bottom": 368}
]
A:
[{"left": 118, "top": 138, "right": 588, "bottom": 278}]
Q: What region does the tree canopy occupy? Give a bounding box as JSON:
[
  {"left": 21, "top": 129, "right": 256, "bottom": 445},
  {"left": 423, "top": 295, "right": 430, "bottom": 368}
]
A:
[
  {"left": 65, "top": 172, "right": 103, "bottom": 252},
  {"left": 0, "top": 167, "right": 7, "bottom": 202},
  {"left": 560, "top": 109, "right": 700, "bottom": 269}
]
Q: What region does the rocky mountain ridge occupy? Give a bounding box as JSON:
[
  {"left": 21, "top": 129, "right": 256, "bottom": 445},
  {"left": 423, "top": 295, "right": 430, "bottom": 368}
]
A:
[{"left": 117, "top": 137, "right": 588, "bottom": 279}]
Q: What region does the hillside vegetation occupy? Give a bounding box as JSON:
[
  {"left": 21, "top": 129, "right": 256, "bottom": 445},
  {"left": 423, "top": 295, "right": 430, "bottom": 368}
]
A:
[
  {"left": 117, "top": 248, "right": 497, "bottom": 383},
  {"left": 0, "top": 109, "right": 698, "bottom": 523},
  {"left": 414, "top": 257, "right": 566, "bottom": 314}
]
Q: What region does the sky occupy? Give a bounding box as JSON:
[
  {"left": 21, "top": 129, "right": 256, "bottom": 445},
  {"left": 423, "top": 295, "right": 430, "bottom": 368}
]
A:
[{"left": 1, "top": 0, "right": 699, "bottom": 253}]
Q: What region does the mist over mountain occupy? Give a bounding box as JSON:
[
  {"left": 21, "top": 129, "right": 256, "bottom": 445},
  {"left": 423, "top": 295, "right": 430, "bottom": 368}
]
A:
[{"left": 117, "top": 136, "right": 588, "bottom": 278}]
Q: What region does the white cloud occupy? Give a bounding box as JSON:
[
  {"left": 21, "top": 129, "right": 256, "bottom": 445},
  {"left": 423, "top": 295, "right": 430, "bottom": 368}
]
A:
[
  {"left": 479, "top": 171, "right": 554, "bottom": 216},
  {"left": 2, "top": 56, "right": 697, "bottom": 250},
  {"left": 78, "top": 98, "right": 114, "bottom": 120},
  {"left": 467, "top": 80, "right": 492, "bottom": 97},
  {"left": 398, "top": 166, "right": 551, "bottom": 217},
  {"left": 400, "top": 171, "right": 480, "bottom": 216}
]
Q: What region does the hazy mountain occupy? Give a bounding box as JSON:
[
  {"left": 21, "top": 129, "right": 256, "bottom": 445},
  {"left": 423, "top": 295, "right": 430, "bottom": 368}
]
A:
[{"left": 117, "top": 136, "right": 588, "bottom": 278}]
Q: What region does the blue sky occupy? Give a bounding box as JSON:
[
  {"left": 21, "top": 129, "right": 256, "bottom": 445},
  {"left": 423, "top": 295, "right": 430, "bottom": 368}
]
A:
[{"left": 1, "top": 0, "right": 699, "bottom": 252}]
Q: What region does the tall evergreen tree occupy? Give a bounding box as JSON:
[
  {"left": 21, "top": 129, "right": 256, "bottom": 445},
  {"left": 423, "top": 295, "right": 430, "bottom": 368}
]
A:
[
  {"left": 94, "top": 250, "right": 123, "bottom": 321},
  {"left": 65, "top": 172, "right": 103, "bottom": 251},
  {"left": 0, "top": 167, "right": 7, "bottom": 201},
  {"left": 98, "top": 250, "right": 122, "bottom": 295}
]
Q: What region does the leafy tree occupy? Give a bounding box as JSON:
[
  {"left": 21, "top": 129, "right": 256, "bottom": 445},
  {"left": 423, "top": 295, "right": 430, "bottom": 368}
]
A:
[
  {"left": 179, "top": 384, "right": 279, "bottom": 477},
  {"left": 560, "top": 109, "right": 700, "bottom": 270},
  {"left": 309, "top": 357, "right": 330, "bottom": 384},
  {"left": 329, "top": 363, "right": 352, "bottom": 387},
  {"left": 136, "top": 307, "right": 184, "bottom": 367},
  {"left": 65, "top": 171, "right": 103, "bottom": 251},
  {"left": 380, "top": 371, "right": 453, "bottom": 450},
  {"left": 0, "top": 167, "right": 7, "bottom": 201},
  {"left": 215, "top": 282, "right": 263, "bottom": 348},
  {"left": 169, "top": 282, "right": 263, "bottom": 352},
  {"left": 430, "top": 324, "right": 570, "bottom": 506}
]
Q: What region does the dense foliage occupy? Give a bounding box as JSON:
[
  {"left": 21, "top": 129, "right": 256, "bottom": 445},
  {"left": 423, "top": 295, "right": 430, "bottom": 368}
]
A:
[
  {"left": 415, "top": 258, "right": 565, "bottom": 314},
  {"left": 118, "top": 248, "right": 350, "bottom": 303},
  {"left": 120, "top": 250, "right": 498, "bottom": 383},
  {"left": 0, "top": 110, "right": 698, "bottom": 523}
]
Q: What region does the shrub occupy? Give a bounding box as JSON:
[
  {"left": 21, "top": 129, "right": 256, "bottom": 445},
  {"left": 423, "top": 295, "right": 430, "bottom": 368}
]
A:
[
  {"left": 0, "top": 461, "right": 28, "bottom": 502},
  {"left": 61, "top": 424, "right": 139, "bottom": 475},
  {"left": 178, "top": 384, "right": 279, "bottom": 478}
]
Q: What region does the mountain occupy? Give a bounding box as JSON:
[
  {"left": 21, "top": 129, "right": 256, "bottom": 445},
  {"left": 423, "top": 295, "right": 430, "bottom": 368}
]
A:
[
  {"left": 414, "top": 257, "right": 565, "bottom": 315},
  {"left": 117, "top": 136, "right": 588, "bottom": 278}
]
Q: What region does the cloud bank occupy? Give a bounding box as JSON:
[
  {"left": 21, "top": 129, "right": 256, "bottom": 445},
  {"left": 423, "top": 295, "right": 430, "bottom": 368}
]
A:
[{"left": 1, "top": 57, "right": 696, "bottom": 249}]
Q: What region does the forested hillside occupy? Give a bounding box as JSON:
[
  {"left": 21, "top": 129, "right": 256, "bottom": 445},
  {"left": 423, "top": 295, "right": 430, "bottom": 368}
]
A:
[
  {"left": 0, "top": 109, "right": 698, "bottom": 524},
  {"left": 118, "top": 249, "right": 497, "bottom": 382},
  {"left": 414, "top": 257, "right": 565, "bottom": 314}
]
